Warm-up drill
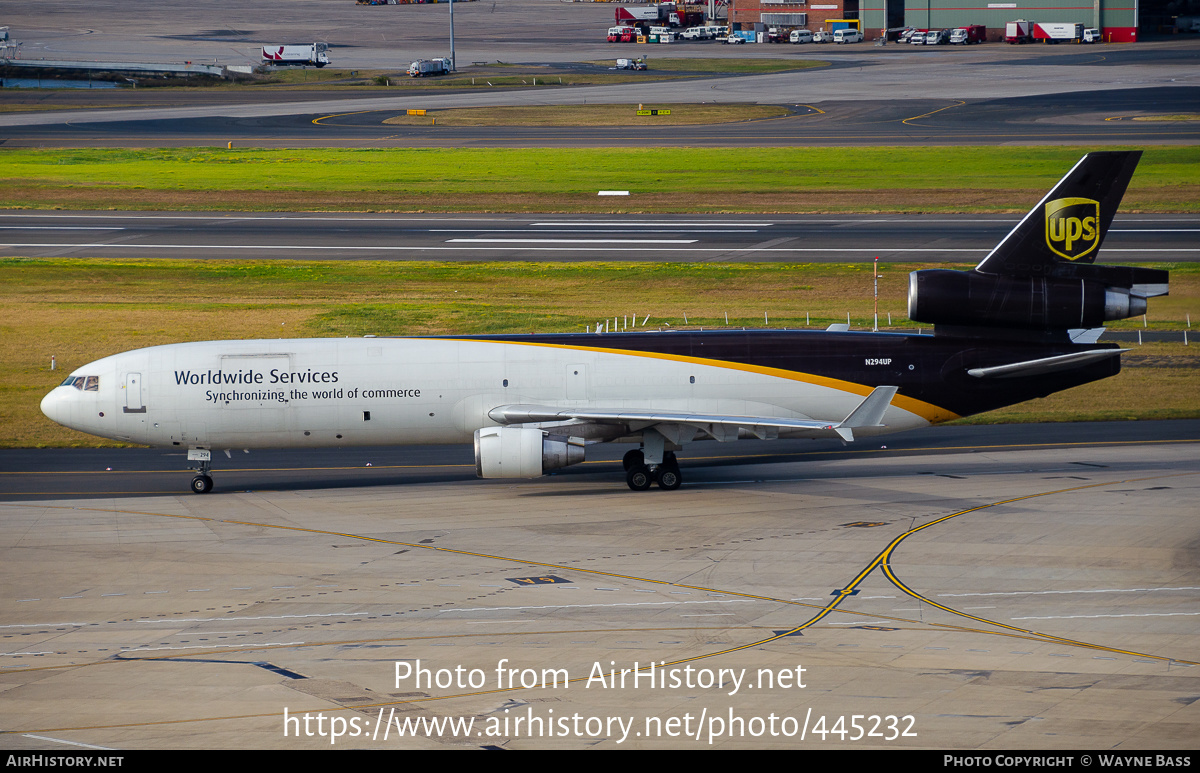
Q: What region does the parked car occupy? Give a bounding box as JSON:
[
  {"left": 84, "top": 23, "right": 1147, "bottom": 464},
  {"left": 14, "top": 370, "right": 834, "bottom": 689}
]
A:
[
  {"left": 721, "top": 34, "right": 746, "bottom": 44},
  {"left": 790, "top": 29, "right": 814, "bottom": 43},
  {"left": 924, "top": 29, "right": 949, "bottom": 44},
  {"left": 908, "top": 31, "right": 928, "bottom": 45},
  {"left": 833, "top": 28, "right": 863, "bottom": 43},
  {"left": 812, "top": 30, "right": 834, "bottom": 43}
]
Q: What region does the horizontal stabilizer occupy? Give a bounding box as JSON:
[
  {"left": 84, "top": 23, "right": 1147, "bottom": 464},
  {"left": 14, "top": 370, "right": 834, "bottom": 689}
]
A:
[
  {"left": 833, "top": 385, "right": 898, "bottom": 442},
  {"left": 966, "top": 349, "right": 1124, "bottom": 379}
]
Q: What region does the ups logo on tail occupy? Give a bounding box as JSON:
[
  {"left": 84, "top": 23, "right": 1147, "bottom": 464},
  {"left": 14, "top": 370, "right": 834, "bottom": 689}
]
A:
[{"left": 1045, "top": 197, "right": 1100, "bottom": 260}]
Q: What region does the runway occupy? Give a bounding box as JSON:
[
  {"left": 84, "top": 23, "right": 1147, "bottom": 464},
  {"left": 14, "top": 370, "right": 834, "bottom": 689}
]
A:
[
  {"left": 2, "top": 211, "right": 1197, "bottom": 262},
  {"left": 1, "top": 421, "right": 1196, "bottom": 749}
]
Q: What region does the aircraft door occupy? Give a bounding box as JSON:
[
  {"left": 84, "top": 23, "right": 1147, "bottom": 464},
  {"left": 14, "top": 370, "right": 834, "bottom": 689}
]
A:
[{"left": 124, "top": 372, "right": 145, "bottom": 413}]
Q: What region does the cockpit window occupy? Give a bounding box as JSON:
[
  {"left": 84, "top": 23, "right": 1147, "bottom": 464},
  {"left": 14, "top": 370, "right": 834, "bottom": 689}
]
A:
[{"left": 60, "top": 376, "right": 98, "bottom": 391}]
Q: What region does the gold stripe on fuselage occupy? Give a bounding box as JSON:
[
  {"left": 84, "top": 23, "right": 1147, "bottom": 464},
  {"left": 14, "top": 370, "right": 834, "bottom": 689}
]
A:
[{"left": 443, "top": 338, "right": 961, "bottom": 425}]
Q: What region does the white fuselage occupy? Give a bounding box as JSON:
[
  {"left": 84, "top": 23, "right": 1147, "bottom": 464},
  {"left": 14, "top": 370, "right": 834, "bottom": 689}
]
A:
[{"left": 41, "top": 337, "right": 931, "bottom": 451}]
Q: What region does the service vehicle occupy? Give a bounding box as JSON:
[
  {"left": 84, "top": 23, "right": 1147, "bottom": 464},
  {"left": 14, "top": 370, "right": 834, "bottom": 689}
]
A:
[
  {"left": 1083, "top": 27, "right": 1101, "bottom": 42},
  {"left": 1034, "top": 22, "right": 1084, "bottom": 42},
  {"left": 721, "top": 33, "right": 747, "bottom": 44},
  {"left": 261, "top": 43, "right": 329, "bottom": 67},
  {"left": 908, "top": 31, "right": 928, "bottom": 44},
  {"left": 949, "top": 24, "right": 986, "bottom": 44},
  {"left": 812, "top": 30, "right": 834, "bottom": 42},
  {"left": 407, "top": 57, "right": 451, "bottom": 77},
  {"left": 834, "top": 28, "right": 864, "bottom": 43},
  {"left": 608, "top": 26, "right": 637, "bottom": 42},
  {"left": 616, "top": 57, "right": 647, "bottom": 70},
  {"left": 790, "top": 29, "right": 814, "bottom": 43},
  {"left": 924, "top": 29, "right": 949, "bottom": 44},
  {"left": 1005, "top": 19, "right": 1035, "bottom": 43},
  {"left": 680, "top": 26, "right": 714, "bottom": 40}
]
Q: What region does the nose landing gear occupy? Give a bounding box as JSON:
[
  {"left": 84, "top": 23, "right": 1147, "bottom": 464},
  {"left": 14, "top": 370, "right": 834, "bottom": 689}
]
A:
[{"left": 188, "top": 448, "right": 213, "bottom": 494}]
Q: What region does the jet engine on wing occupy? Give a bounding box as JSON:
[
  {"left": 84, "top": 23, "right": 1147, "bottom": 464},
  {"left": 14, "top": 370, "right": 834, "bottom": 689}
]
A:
[{"left": 474, "top": 426, "right": 587, "bottom": 478}]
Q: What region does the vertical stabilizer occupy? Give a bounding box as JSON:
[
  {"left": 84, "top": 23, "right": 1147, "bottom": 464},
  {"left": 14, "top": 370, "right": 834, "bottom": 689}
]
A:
[{"left": 975, "top": 151, "right": 1142, "bottom": 277}]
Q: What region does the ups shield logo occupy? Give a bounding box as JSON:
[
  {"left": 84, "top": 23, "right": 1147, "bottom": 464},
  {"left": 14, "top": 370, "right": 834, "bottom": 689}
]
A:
[{"left": 1045, "top": 197, "right": 1100, "bottom": 261}]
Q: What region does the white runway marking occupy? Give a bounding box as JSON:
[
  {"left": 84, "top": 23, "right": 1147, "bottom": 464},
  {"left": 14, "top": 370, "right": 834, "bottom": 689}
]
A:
[
  {"left": 940, "top": 586, "right": 1200, "bottom": 598},
  {"left": 445, "top": 238, "right": 701, "bottom": 244}
]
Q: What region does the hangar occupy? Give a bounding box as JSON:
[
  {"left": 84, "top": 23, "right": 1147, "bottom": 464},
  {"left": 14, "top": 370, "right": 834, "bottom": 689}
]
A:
[{"left": 730, "top": 0, "right": 1141, "bottom": 41}]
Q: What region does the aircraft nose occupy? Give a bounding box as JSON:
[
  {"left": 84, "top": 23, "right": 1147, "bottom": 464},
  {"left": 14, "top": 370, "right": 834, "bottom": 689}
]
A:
[{"left": 41, "top": 387, "right": 65, "bottom": 425}]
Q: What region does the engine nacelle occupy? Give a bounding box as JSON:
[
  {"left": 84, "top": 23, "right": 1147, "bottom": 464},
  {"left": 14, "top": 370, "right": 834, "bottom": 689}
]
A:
[
  {"left": 474, "top": 426, "right": 586, "bottom": 479},
  {"left": 908, "top": 269, "right": 1146, "bottom": 331}
]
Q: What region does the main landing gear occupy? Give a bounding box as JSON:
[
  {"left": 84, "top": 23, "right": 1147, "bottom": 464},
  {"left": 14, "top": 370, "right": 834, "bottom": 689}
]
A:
[{"left": 622, "top": 449, "right": 682, "bottom": 492}]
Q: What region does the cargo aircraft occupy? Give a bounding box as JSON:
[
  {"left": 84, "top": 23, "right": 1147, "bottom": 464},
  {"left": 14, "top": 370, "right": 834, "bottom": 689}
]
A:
[{"left": 41, "top": 151, "right": 1168, "bottom": 494}]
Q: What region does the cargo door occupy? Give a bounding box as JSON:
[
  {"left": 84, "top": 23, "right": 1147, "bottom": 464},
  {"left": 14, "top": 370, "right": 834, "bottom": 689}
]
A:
[{"left": 124, "top": 372, "right": 145, "bottom": 413}]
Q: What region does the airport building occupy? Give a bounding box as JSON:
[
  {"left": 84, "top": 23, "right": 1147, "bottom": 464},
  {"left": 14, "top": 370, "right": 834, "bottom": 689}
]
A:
[{"left": 730, "top": 0, "right": 1141, "bottom": 41}]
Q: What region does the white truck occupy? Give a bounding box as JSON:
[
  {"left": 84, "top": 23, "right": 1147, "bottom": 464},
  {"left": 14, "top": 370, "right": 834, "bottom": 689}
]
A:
[
  {"left": 1034, "top": 22, "right": 1083, "bottom": 42},
  {"left": 408, "top": 58, "right": 452, "bottom": 77},
  {"left": 261, "top": 43, "right": 329, "bottom": 67}
]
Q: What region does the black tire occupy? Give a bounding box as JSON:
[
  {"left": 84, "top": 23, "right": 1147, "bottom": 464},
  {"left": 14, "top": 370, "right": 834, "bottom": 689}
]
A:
[
  {"left": 656, "top": 465, "right": 682, "bottom": 490},
  {"left": 623, "top": 449, "right": 645, "bottom": 471},
  {"left": 190, "top": 475, "right": 213, "bottom": 494},
  {"left": 626, "top": 465, "right": 652, "bottom": 491}
]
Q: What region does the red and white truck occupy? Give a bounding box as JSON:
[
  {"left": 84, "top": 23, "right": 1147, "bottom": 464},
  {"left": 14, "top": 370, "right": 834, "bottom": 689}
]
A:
[
  {"left": 614, "top": 4, "right": 703, "bottom": 28},
  {"left": 1034, "top": 22, "right": 1084, "bottom": 42},
  {"left": 1004, "top": 20, "right": 1034, "bottom": 43},
  {"left": 261, "top": 43, "right": 330, "bottom": 67}
]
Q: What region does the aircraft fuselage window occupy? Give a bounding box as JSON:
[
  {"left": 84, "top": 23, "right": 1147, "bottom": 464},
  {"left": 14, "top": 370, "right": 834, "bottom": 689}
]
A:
[{"left": 84, "top": 376, "right": 99, "bottom": 391}]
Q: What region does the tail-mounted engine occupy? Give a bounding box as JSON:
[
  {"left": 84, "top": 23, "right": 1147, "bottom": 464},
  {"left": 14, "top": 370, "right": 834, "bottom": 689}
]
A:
[
  {"left": 907, "top": 269, "right": 1160, "bottom": 331},
  {"left": 474, "top": 426, "right": 585, "bottom": 479}
]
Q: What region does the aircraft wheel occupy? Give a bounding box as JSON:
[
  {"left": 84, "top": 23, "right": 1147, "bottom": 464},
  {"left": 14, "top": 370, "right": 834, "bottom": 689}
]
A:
[
  {"left": 656, "top": 465, "right": 682, "bottom": 490},
  {"left": 626, "top": 465, "right": 652, "bottom": 491},
  {"left": 623, "top": 449, "right": 645, "bottom": 471},
  {"left": 190, "top": 475, "right": 213, "bottom": 494}
]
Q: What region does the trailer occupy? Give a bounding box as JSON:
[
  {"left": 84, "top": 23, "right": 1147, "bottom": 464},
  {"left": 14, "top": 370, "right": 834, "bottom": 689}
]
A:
[
  {"left": 1034, "top": 22, "right": 1083, "bottom": 42},
  {"left": 261, "top": 43, "right": 329, "bottom": 67},
  {"left": 615, "top": 4, "right": 703, "bottom": 28},
  {"left": 1004, "top": 20, "right": 1034, "bottom": 43}
]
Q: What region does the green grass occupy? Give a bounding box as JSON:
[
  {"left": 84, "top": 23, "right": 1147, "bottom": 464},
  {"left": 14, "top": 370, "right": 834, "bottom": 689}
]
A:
[
  {"left": 3, "top": 146, "right": 1198, "bottom": 212},
  {"left": 3, "top": 259, "right": 1197, "bottom": 447}
]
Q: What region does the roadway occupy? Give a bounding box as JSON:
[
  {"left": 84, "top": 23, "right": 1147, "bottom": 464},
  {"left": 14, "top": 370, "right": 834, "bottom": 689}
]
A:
[
  {"left": 3, "top": 87, "right": 1197, "bottom": 148},
  {"left": 2, "top": 210, "right": 1196, "bottom": 262}
]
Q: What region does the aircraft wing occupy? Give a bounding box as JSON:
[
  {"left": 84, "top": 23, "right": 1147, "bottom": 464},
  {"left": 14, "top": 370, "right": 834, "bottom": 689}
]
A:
[{"left": 489, "top": 386, "right": 899, "bottom": 443}]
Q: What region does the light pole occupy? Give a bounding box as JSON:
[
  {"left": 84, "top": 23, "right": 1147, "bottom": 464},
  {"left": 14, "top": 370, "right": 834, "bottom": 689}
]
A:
[
  {"left": 873, "top": 256, "right": 879, "bottom": 331},
  {"left": 449, "top": 0, "right": 456, "bottom": 72}
]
